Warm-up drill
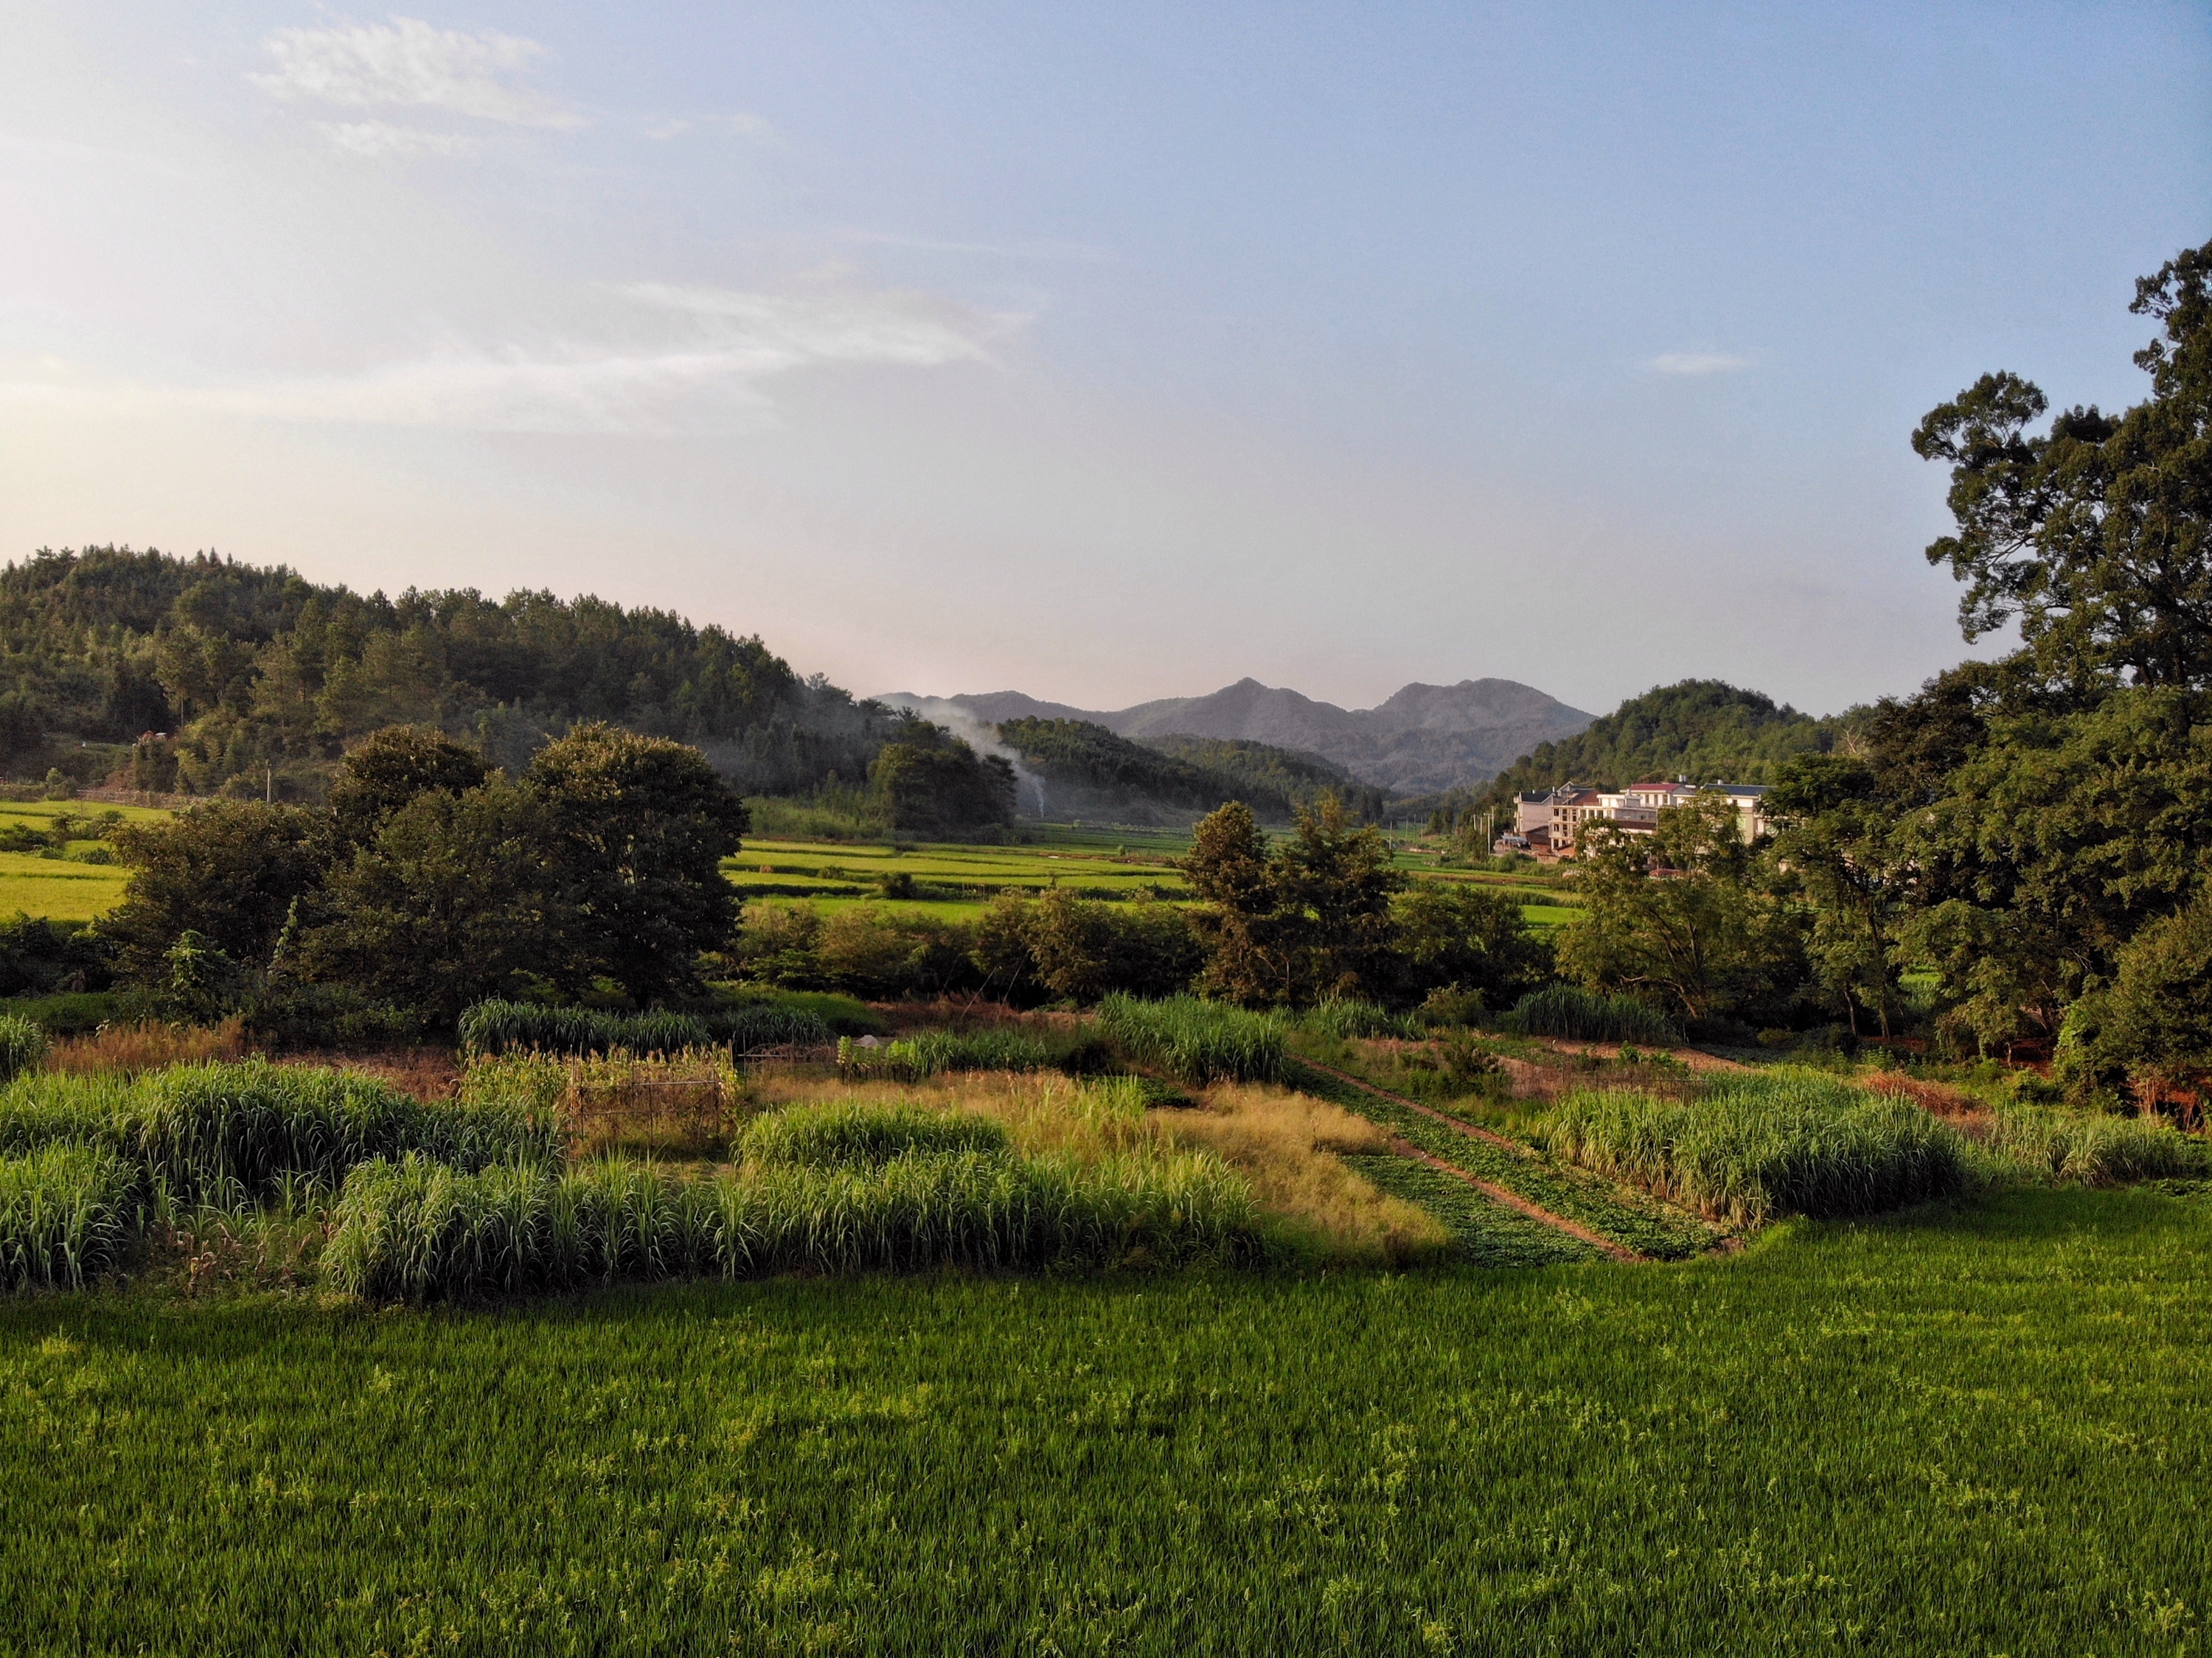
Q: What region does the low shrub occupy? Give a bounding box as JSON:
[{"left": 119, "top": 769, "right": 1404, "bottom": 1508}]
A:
[
  {"left": 324, "top": 1145, "right": 1259, "bottom": 1300},
  {"left": 0, "top": 1145, "right": 136, "bottom": 1289},
  {"left": 1096, "top": 995, "right": 1285, "bottom": 1085},
  {"left": 1545, "top": 1068, "right": 1969, "bottom": 1225},
  {"left": 742, "top": 1103, "right": 1012, "bottom": 1168},
  {"left": 1990, "top": 1107, "right": 2212, "bottom": 1185},
  {"left": 1505, "top": 986, "right": 1680, "bottom": 1045}
]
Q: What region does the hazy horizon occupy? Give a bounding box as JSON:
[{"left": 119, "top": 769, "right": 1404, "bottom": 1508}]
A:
[{"left": 5, "top": 4, "right": 2207, "bottom": 721}]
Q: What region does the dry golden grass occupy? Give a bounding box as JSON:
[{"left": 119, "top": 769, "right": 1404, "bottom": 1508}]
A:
[
  {"left": 45, "top": 1018, "right": 248, "bottom": 1074},
  {"left": 1164, "top": 1083, "right": 1446, "bottom": 1265},
  {"left": 749, "top": 1065, "right": 1446, "bottom": 1265}
]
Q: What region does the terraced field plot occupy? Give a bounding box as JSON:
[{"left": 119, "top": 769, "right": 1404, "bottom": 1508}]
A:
[
  {"left": 724, "top": 830, "right": 1585, "bottom": 931},
  {"left": 726, "top": 837, "right": 1192, "bottom": 903}
]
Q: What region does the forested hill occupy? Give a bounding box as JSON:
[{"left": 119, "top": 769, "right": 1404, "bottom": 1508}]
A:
[
  {"left": 995, "top": 719, "right": 1388, "bottom": 825},
  {"left": 995, "top": 718, "right": 1289, "bottom": 823},
  {"left": 1137, "top": 734, "right": 1388, "bottom": 822},
  {"left": 1397, "top": 680, "right": 1855, "bottom": 822},
  {"left": 0, "top": 546, "right": 905, "bottom": 798}
]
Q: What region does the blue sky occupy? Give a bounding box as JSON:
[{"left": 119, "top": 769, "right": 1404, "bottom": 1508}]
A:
[{"left": 2, "top": 4, "right": 2206, "bottom": 715}]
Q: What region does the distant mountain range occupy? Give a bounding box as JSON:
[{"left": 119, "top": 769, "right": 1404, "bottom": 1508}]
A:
[{"left": 879, "top": 678, "right": 1594, "bottom": 795}]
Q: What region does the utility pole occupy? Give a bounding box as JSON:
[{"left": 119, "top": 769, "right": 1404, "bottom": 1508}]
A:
[{"left": 265, "top": 763, "right": 272, "bottom": 804}]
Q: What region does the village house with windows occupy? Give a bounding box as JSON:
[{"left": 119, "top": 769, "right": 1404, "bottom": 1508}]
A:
[{"left": 1496, "top": 779, "right": 1770, "bottom": 860}]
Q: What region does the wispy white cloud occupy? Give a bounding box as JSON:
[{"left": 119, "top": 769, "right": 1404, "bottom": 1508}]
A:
[
  {"left": 251, "top": 16, "right": 580, "bottom": 129},
  {"left": 0, "top": 279, "right": 1016, "bottom": 434},
  {"left": 643, "top": 112, "right": 773, "bottom": 142},
  {"left": 319, "top": 119, "right": 474, "bottom": 157},
  {"left": 1647, "top": 350, "right": 1750, "bottom": 376}
]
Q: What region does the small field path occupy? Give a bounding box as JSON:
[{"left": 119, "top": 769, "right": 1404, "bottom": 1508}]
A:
[{"left": 1301, "top": 1060, "right": 1648, "bottom": 1262}]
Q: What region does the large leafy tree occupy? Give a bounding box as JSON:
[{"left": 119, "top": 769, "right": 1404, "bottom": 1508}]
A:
[
  {"left": 1765, "top": 755, "right": 1912, "bottom": 1037},
  {"left": 1913, "top": 241, "right": 2212, "bottom": 691},
  {"left": 1557, "top": 795, "right": 1804, "bottom": 1025},
  {"left": 1183, "top": 797, "right": 1403, "bottom": 1006},
  {"left": 1388, "top": 881, "right": 1550, "bottom": 1010},
  {"left": 303, "top": 779, "right": 552, "bottom": 1026},
  {"left": 324, "top": 724, "right": 490, "bottom": 854},
  {"left": 525, "top": 722, "right": 752, "bottom": 1003},
  {"left": 1888, "top": 687, "right": 2212, "bottom": 1053},
  {"left": 105, "top": 802, "right": 325, "bottom": 983}
]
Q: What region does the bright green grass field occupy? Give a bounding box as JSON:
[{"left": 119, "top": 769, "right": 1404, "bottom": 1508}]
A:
[
  {"left": 2, "top": 1186, "right": 2207, "bottom": 1654},
  {"left": 726, "top": 836, "right": 1585, "bottom": 931}
]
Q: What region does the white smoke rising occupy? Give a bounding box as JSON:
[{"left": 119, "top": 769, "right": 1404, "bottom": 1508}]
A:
[{"left": 894, "top": 697, "right": 1047, "bottom": 816}]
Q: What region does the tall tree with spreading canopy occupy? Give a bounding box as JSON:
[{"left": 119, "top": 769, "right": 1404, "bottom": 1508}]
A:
[
  {"left": 525, "top": 722, "right": 753, "bottom": 1003},
  {"left": 1913, "top": 240, "right": 2212, "bottom": 692}
]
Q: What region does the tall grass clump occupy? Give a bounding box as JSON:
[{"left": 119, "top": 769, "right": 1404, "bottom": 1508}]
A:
[
  {"left": 1504, "top": 985, "right": 1680, "bottom": 1045},
  {"left": 1096, "top": 995, "right": 1285, "bottom": 1085},
  {"left": 1296, "top": 999, "right": 1416, "bottom": 1040},
  {"left": 0, "top": 1062, "right": 558, "bottom": 1208},
  {"left": 0, "top": 1013, "right": 49, "bottom": 1083},
  {"left": 742, "top": 1103, "right": 1012, "bottom": 1168},
  {"left": 460, "top": 1002, "right": 710, "bottom": 1059},
  {"left": 0, "top": 1145, "right": 135, "bottom": 1289},
  {"left": 835, "top": 1031, "right": 1056, "bottom": 1082},
  {"left": 324, "top": 1144, "right": 1259, "bottom": 1300},
  {"left": 1545, "top": 1068, "right": 1967, "bottom": 1225},
  {"left": 459, "top": 1000, "right": 832, "bottom": 1059},
  {"left": 128, "top": 1063, "right": 555, "bottom": 1202},
  {"left": 1991, "top": 1107, "right": 2212, "bottom": 1185}
]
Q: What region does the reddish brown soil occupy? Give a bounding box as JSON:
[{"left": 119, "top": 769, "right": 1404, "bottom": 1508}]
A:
[
  {"left": 1863, "top": 1070, "right": 1995, "bottom": 1138},
  {"left": 277, "top": 1048, "right": 461, "bottom": 1102}
]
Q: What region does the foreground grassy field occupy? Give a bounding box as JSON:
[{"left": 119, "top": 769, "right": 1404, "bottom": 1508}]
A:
[{"left": 1, "top": 1185, "right": 2206, "bottom": 1654}]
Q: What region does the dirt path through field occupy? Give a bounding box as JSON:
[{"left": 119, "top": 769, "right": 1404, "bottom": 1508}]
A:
[
  {"left": 1534, "top": 1040, "right": 1751, "bottom": 1073},
  {"left": 1388, "top": 1138, "right": 1644, "bottom": 1262},
  {"left": 1302, "top": 1061, "right": 1647, "bottom": 1262}
]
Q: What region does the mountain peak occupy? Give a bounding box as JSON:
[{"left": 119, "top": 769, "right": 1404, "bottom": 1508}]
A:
[{"left": 883, "top": 675, "right": 1593, "bottom": 795}]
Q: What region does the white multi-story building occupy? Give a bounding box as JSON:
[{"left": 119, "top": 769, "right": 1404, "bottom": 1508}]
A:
[{"left": 1533, "top": 779, "right": 1772, "bottom": 855}]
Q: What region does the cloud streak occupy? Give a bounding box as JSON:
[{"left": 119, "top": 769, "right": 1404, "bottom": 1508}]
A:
[
  {"left": 1647, "top": 350, "right": 1750, "bottom": 376},
  {"left": 251, "top": 16, "right": 580, "bottom": 128},
  {"left": 319, "top": 119, "right": 475, "bottom": 157},
  {"left": 0, "top": 279, "right": 1016, "bottom": 434}
]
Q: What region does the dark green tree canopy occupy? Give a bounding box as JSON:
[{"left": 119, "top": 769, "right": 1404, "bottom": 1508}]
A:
[
  {"left": 869, "top": 722, "right": 1017, "bottom": 837},
  {"left": 326, "top": 725, "right": 491, "bottom": 853},
  {"left": 525, "top": 722, "right": 754, "bottom": 1003},
  {"left": 1914, "top": 240, "right": 2212, "bottom": 690},
  {"left": 105, "top": 802, "right": 325, "bottom": 983}
]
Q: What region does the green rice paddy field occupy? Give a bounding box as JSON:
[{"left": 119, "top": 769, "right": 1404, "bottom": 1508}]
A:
[
  {"left": 0, "top": 809, "right": 1582, "bottom": 932},
  {"left": 1, "top": 1185, "right": 2206, "bottom": 1654},
  {"left": 728, "top": 830, "right": 1581, "bottom": 930},
  {"left": 0, "top": 799, "right": 165, "bottom": 922}
]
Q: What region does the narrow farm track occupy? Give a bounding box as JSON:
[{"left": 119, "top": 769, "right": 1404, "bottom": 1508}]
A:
[
  {"left": 1302, "top": 1060, "right": 1534, "bottom": 1154},
  {"left": 1301, "top": 1061, "right": 1649, "bottom": 1262},
  {"left": 1387, "top": 1135, "right": 1644, "bottom": 1262}
]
